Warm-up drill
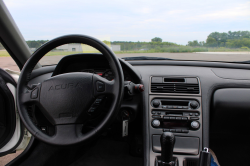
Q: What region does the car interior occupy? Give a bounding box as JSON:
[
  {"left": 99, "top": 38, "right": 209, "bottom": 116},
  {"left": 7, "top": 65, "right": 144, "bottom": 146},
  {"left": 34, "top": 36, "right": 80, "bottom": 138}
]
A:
[{"left": 1, "top": 0, "right": 250, "bottom": 166}]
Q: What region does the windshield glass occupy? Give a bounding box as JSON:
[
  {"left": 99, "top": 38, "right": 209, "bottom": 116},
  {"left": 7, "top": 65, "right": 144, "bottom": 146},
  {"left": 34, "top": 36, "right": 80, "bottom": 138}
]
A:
[{"left": 3, "top": 0, "right": 250, "bottom": 65}]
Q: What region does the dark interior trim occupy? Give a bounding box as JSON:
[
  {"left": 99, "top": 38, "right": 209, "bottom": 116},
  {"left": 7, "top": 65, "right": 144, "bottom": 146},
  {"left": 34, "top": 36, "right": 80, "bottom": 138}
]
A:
[
  {"left": 203, "top": 83, "right": 250, "bottom": 148},
  {"left": 30, "top": 66, "right": 56, "bottom": 80},
  {"left": 0, "top": 68, "right": 24, "bottom": 156},
  {"left": 0, "top": 69, "right": 17, "bottom": 150},
  {"left": 0, "top": 68, "right": 24, "bottom": 157},
  {"left": 0, "top": 123, "right": 24, "bottom": 157}
]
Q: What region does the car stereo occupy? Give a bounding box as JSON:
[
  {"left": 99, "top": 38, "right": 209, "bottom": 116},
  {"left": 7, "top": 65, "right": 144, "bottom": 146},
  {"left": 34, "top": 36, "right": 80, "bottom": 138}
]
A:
[
  {"left": 150, "top": 99, "right": 200, "bottom": 133},
  {"left": 151, "top": 99, "right": 199, "bottom": 110}
]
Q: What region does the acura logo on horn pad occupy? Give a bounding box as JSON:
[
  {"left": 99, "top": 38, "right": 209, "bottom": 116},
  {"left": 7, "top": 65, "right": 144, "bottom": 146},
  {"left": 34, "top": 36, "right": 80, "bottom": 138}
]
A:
[{"left": 48, "top": 83, "right": 81, "bottom": 91}]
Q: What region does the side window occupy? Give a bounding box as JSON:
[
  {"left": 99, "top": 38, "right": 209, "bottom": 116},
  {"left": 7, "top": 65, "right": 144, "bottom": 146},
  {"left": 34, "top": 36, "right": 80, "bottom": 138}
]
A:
[{"left": 0, "top": 42, "right": 20, "bottom": 71}]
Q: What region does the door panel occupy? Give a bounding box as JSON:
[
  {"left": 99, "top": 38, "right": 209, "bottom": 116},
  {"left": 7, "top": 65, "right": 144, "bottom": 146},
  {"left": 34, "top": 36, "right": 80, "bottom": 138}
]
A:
[{"left": 0, "top": 68, "right": 23, "bottom": 157}]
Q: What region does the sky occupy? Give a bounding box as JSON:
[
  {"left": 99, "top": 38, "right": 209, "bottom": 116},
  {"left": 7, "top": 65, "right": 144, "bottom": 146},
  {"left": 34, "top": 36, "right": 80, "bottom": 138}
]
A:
[{"left": 3, "top": 0, "right": 250, "bottom": 45}]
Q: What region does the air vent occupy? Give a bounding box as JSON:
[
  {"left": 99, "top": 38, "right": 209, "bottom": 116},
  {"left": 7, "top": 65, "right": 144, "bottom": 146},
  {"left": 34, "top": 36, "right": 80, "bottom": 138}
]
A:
[{"left": 151, "top": 77, "right": 200, "bottom": 94}]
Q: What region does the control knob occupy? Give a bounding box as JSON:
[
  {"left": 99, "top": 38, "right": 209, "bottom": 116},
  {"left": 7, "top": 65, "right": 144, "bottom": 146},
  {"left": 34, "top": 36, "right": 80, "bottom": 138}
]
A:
[
  {"left": 190, "top": 101, "right": 199, "bottom": 109},
  {"left": 191, "top": 121, "right": 200, "bottom": 129},
  {"left": 152, "top": 100, "right": 161, "bottom": 108},
  {"left": 152, "top": 119, "right": 161, "bottom": 127}
]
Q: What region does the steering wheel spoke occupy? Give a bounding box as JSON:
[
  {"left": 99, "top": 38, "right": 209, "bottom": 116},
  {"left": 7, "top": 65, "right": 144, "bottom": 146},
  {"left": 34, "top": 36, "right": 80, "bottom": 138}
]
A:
[
  {"left": 20, "top": 84, "right": 41, "bottom": 104},
  {"left": 93, "top": 74, "right": 116, "bottom": 97},
  {"left": 52, "top": 124, "right": 84, "bottom": 145}
]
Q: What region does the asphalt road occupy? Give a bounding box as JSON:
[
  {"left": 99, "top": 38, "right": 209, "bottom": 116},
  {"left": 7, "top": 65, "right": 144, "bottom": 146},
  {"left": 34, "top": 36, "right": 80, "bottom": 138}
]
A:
[
  {"left": 39, "top": 52, "right": 250, "bottom": 66},
  {"left": 0, "top": 150, "right": 23, "bottom": 166}
]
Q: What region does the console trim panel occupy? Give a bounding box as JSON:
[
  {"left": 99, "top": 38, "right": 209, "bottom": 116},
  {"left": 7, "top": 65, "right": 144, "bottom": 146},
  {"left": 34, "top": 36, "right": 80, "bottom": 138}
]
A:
[{"left": 149, "top": 95, "right": 202, "bottom": 166}]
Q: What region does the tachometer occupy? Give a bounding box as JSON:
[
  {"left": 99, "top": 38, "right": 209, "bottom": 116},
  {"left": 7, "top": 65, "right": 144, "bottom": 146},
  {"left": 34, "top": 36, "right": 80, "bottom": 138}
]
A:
[{"left": 102, "top": 70, "right": 133, "bottom": 81}]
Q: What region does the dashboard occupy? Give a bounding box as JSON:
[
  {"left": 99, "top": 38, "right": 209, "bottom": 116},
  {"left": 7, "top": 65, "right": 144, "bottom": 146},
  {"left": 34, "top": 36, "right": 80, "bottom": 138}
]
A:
[
  {"left": 27, "top": 54, "right": 250, "bottom": 166},
  {"left": 73, "top": 69, "right": 132, "bottom": 81}
]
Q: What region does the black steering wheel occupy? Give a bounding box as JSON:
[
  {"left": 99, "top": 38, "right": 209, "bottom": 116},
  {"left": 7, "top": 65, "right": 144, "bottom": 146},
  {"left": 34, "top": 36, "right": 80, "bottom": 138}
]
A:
[{"left": 17, "top": 35, "right": 124, "bottom": 145}]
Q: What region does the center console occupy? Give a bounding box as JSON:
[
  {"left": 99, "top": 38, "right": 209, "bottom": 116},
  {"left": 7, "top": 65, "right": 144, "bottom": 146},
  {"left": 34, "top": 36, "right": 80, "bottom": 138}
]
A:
[{"left": 149, "top": 76, "right": 202, "bottom": 166}]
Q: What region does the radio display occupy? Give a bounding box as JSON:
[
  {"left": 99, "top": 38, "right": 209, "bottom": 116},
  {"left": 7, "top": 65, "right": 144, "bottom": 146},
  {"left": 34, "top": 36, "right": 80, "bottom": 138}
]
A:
[
  {"left": 162, "top": 121, "right": 189, "bottom": 129},
  {"left": 161, "top": 100, "right": 189, "bottom": 106}
]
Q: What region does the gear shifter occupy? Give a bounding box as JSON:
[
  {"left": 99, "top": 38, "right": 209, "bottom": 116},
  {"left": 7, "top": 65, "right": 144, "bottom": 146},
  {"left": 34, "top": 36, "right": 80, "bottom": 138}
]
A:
[{"left": 160, "top": 132, "right": 176, "bottom": 166}]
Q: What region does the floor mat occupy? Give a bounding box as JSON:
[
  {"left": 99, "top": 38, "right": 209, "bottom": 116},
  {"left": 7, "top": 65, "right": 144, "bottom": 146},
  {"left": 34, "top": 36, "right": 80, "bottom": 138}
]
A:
[{"left": 69, "top": 139, "right": 143, "bottom": 166}]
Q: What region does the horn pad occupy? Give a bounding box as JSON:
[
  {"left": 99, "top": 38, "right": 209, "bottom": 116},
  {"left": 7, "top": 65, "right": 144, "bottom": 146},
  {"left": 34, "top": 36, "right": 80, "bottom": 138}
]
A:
[{"left": 39, "top": 73, "right": 94, "bottom": 125}]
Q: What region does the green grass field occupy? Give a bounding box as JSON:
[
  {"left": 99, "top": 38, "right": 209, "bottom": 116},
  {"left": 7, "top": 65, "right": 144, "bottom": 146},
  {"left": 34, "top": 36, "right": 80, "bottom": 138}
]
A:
[
  {"left": 0, "top": 50, "right": 11, "bottom": 57},
  {"left": 0, "top": 47, "right": 249, "bottom": 57}
]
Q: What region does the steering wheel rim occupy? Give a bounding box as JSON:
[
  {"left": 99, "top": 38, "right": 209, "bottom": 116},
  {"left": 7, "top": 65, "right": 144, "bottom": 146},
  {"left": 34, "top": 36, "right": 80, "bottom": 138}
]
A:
[{"left": 17, "top": 35, "right": 124, "bottom": 145}]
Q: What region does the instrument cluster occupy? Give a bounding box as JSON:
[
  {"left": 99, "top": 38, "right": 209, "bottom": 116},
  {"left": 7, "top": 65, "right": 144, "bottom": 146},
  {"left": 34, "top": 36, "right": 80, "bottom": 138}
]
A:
[{"left": 79, "top": 69, "right": 132, "bottom": 81}]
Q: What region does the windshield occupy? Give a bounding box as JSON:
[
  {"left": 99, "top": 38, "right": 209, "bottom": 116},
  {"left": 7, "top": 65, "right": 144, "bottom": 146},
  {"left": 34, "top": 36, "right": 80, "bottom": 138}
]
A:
[{"left": 3, "top": 0, "right": 250, "bottom": 65}]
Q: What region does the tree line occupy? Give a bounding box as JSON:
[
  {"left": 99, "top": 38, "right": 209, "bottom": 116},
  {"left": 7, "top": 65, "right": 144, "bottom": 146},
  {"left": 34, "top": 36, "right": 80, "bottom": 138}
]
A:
[
  {"left": 25, "top": 38, "right": 178, "bottom": 51},
  {"left": 111, "top": 39, "right": 178, "bottom": 51},
  {"left": 22, "top": 31, "right": 250, "bottom": 51},
  {"left": 188, "top": 31, "right": 250, "bottom": 48}
]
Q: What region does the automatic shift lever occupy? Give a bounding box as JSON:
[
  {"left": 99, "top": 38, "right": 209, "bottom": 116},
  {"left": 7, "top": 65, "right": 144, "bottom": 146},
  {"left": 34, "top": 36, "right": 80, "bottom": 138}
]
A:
[{"left": 160, "top": 132, "right": 176, "bottom": 166}]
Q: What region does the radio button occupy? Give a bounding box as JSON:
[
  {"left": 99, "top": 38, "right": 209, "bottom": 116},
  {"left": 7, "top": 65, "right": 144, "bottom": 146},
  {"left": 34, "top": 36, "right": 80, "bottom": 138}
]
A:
[
  {"left": 176, "top": 117, "right": 182, "bottom": 120},
  {"left": 170, "top": 117, "right": 176, "bottom": 120},
  {"left": 152, "top": 111, "right": 156, "bottom": 114},
  {"left": 182, "top": 117, "right": 188, "bottom": 120},
  {"left": 172, "top": 106, "right": 178, "bottom": 109},
  {"left": 163, "top": 116, "right": 170, "bottom": 120},
  {"left": 152, "top": 100, "right": 161, "bottom": 108},
  {"left": 152, "top": 115, "right": 161, "bottom": 118},
  {"left": 177, "top": 106, "right": 183, "bottom": 109},
  {"left": 183, "top": 106, "right": 188, "bottom": 109},
  {"left": 195, "top": 113, "right": 199, "bottom": 116},
  {"left": 183, "top": 113, "right": 189, "bottom": 116},
  {"left": 190, "top": 117, "right": 199, "bottom": 120},
  {"left": 176, "top": 129, "right": 182, "bottom": 133},
  {"left": 152, "top": 119, "right": 161, "bottom": 127},
  {"left": 170, "top": 129, "right": 176, "bottom": 132},
  {"left": 189, "top": 113, "right": 193, "bottom": 116},
  {"left": 157, "top": 112, "right": 161, "bottom": 115},
  {"left": 191, "top": 121, "right": 200, "bottom": 129},
  {"left": 163, "top": 129, "right": 170, "bottom": 132},
  {"left": 167, "top": 106, "right": 173, "bottom": 109},
  {"left": 182, "top": 130, "right": 189, "bottom": 133},
  {"left": 190, "top": 101, "right": 199, "bottom": 109},
  {"left": 162, "top": 106, "right": 167, "bottom": 109}
]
